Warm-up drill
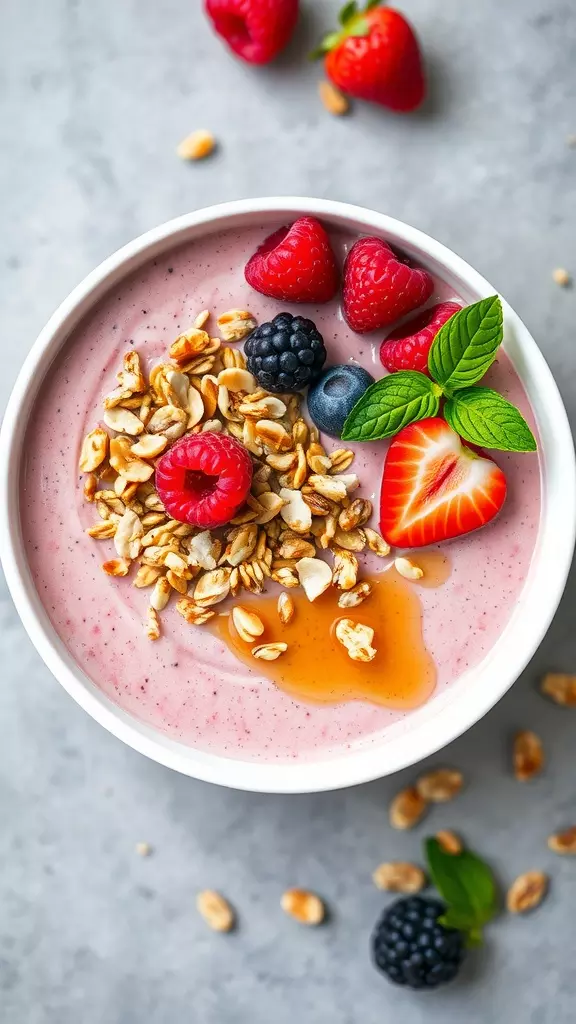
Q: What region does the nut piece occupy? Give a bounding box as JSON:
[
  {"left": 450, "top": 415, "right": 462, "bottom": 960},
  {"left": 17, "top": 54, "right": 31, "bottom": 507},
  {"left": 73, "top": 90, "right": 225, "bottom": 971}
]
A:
[
  {"left": 135, "top": 841, "right": 152, "bottom": 857},
  {"left": 175, "top": 596, "right": 215, "bottom": 626},
  {"left": 145, "top": 606, "right": 161, "bottom": 641},
  {"left": 295, "top": 557, "right": 332, "bottom": 602},
  {"left": 552, "top": 267, "right": 571, "bottom": 287},
  {"left": 436, "top": 830, "right": 463, "bottom": 855},
  {"left": 193, "top": 568, "right": 232, "bottom": 607},
  {"left": 177, "top": 130, "right": 216, "bottom": 161},
  {"left": 364, "top": 527, "right": 391, "bottom": 557},
  {"left": 395, "top": 556, "right": 424, "bottom": 581},
  {"left": 251, "top": 642, "right": 287, "bottom": 661},
  {"left": 416, "top": 769, "right": 463, "bottom": 803},
  {"left": 318, "top": 79, "right": 349, "bottom": 116},
  {"left": 335, "top": 618, "right": 376, "bottom": 662},
  {"left": 547, "top": 826, "right": 576, "bottom": 855},
  {"left": 337, "top": 581, "right": 372, "bottom": 608},
  {"left": 150, "top": 576, "right": 172, "bottom": 612},
  {"left": 277, "top": 592, "right": 295, "bottom": 625},
  {"left": 103, "top": 407, "right": 144, "bottom": 436},
  {"left": 232, "top": 605, "right": 265, "bottom": 643},
  {"left": 389, "top": 787, "right": 427, "bottom": 830},
  {"left": 130, "top": 434, "right": 168, "bottom": 459},
  {"left": 217, "top": 309, "right": 257, "bottom": 343},
  {"left": 513, "top": 730, "right": 544, "bottom": 781},
  {"left": 280, "top": 489, "right": 312, "bottom": 533},
  {"left": 114, "top": 508, "right": 144, "bottom": 560},
  {"left": 506, "top": 871, "right": 548, "bottom": 914},
  {"left": 541, "top": 672, "right": 576, "bottom": 706},
  {"left": 281, "top": 889, "right": 325, "bottom": 926},
  {"left": 196, "top": 890, "right": 235, "bottom": 932},
  {"left": 338, "top": 498, "right": 372, "bottom": 532},
  {"left": 372, "top": 862, "right": 426, "bottom": 894},
  {"left": 332, "top": 548, "right": 358, "bottom": 591},
  {"left": 188, "top": 531, "right": 221, "bottom": 571},
  {"left": 102, "top": 557, "right": 130, "bottom": 577},
  {"left": 217, "top": 367, "right": 257, "bottom": 394},
  {"left": 79, "top": 428, "right": 109, "bottom": 472}
]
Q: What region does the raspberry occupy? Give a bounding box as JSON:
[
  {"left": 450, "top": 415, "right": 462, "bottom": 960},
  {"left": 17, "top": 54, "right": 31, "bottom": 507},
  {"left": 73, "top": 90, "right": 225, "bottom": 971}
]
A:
[
  {"left": 245, "top": 217, "right": 339, "bottom": 304},
  {"left": 204, "top": 0, "right": 299, "bottom": 65},
  {"left": 380, "top": 301, "right": 462, "bottom": 374},
  {"left": 343, "top": 237, "right": 433, "bottom": 334},
  {"left": 372, "top": 896, "right": 465, "bottom": 989},
  {"left": 244, "top": 312, "right": 327, "bottom": 393},
  {"left": 155, "top": 432, "right": 253, "bottom": 529}
]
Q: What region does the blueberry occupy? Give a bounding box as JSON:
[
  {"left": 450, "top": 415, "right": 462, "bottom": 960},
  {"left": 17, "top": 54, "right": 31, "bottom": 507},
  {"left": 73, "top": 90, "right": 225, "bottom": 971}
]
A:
[{"left": 307, "top": 364, "right": 374, "bottom": 440}]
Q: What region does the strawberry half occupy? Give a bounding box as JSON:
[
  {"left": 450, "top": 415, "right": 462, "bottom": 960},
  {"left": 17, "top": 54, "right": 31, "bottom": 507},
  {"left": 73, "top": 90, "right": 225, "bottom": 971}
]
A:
[{"left": 380, "top": 418, "right": 507, "bottom": 548}]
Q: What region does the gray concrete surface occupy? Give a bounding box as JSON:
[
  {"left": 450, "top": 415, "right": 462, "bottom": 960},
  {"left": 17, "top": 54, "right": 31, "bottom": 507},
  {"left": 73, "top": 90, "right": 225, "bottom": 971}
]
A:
[{"left": 1, "top": 1, "right": 576, "bottom": 1021}]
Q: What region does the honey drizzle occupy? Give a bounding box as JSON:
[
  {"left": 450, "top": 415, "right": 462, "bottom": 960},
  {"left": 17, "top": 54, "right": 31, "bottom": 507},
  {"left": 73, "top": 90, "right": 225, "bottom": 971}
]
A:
[{"left": 212, "top": 555, "right": 450, "bottom": 709}]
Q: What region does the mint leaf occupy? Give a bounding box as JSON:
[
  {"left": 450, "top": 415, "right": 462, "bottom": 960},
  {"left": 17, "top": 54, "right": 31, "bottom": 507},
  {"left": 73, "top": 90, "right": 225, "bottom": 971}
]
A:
[
  {"left": 339, "top": 1, "right": 358, "bottom": 24},
  {"left": 341, "top": 371, "right": 441, "bottom": 442},
  {"left": 444, "top": 387, "right": 537, "bottom": 452},
  {"left": 428, "top": 295, "right": 503, "bottom": 393},
  {"left": 425, "top": 838, "right": 498, "bottom": 946}
]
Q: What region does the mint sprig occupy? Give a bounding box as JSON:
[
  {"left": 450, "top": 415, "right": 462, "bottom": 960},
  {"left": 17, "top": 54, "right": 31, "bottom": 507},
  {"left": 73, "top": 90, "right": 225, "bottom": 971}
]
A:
[
  {"left": 341, "top": 295, "right": 537, "bottom": 453},
  {"left": 425, "top": 837, "right": 498, "bottom": 947},
  {"left": 444, "top": 388, "right": 537, "bottom": 453},
  {"left": 341, "top": 371, "right": 441, "bottom": 441},
  {"left": 428, "top": 296, "right": 503, "bottom": 394}
]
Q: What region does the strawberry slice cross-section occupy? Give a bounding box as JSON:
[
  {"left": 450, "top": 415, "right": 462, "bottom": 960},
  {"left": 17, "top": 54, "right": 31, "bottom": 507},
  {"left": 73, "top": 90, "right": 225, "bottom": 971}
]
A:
[{"left": 380, "top": 418, "right": 507, "bottom": 548}]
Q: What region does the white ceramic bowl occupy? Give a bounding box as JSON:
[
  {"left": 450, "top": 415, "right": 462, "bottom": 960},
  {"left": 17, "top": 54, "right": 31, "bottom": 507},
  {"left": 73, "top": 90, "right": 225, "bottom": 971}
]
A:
[{"left": 1, "top": 198, "right": 574, "bottom": 793}]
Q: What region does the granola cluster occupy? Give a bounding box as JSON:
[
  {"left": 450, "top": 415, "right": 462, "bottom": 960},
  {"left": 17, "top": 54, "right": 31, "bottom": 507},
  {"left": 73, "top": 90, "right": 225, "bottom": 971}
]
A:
[{"left": 79, "top": 307, "right": 392, "bottom": 645}]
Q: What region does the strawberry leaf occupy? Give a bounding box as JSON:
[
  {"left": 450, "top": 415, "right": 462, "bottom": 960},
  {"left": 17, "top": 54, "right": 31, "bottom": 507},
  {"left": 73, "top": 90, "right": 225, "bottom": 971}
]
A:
[
  {"left": 444, "top": 387, "right": 537, "bottom": 452},
  {"left": 341, "top": 371, "right": 441, "bottom": 441},
  {"left": 425, "top": 838, "right": 498, "bottom": 947},
  {"left": 428, "top": 296, "right": 503, "bottom": 394},
  {"left": 339, "top": 1, "right": 358, "bottom": 24}
]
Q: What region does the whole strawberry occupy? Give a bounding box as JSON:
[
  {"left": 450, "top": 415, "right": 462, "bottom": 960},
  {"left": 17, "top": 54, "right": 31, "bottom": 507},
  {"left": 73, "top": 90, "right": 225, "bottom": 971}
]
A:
[
  {"left": 205, "top": 0, "right": 299, "bottom": 65},
  {"left": 314, "top": 1, "right": 425, "bottom": 113}
]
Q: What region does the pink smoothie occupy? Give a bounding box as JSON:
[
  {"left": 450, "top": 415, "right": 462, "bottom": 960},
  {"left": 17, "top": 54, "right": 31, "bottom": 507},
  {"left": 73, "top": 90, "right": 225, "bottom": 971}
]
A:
[{"left": 20, "top": 224, "right": 541, "bottom": 761}]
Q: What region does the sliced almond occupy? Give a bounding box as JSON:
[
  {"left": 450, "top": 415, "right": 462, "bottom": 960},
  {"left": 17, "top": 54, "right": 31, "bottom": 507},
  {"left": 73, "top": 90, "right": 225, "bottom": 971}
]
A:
[
  {"left": 271, "top": 567, "right": 300, "bottom": 588},
  {"left": 175, "top": 596, "right": 216, "bottom": 625},
  {"left": 238, "top": 396, "right": 287, "bottom": 420},
  {"left": 103, "top": 407, "right": 144, "bottom": 436},
  {"left": 130, "top": 434, "right": 168, "bottom": 459},
  {"left": 253, "top": 491, "right": 285, "bottom": 525},
  {"left": 169, "top": 327, "right": 211, "bottom": 363},
  {"left": 232, "top": 605, "right": 265, "bottom": 642},
  {"left": 308, "top": 474, "right": 348, "bottom": 502},
  {"left": 188, "top": 531, "right": 222, "bottom": 571},
  {"left": 217, "top": 309, "right": 257, "bottom": 343},
  {"left": 114, "top": 508, "right": 144, "bottom": 560},
  {"left": 318, "top": 79, "right": 349, "bottom": 116},
  {"left": 102, "top": 557, "right": 131, "bottom": 577},
  {"left": 145, "top": 606, "right": 161, "bottom": 640},
  {"left": 389, "top": 787, "right": 427, "bottom": 830},
  {"left": 177, "top": 129, "right": 216, "bottom": 161},
  {"left": 251, "top": 642, "right": 287, "bottom": 661},
  {"left": 337, "top": 581, "right": 372, "bottom": 608},
  {"left": 295, "top": 557, "right": 332, "bottom": 602},
  {"left": 79, "top": 428, "right": 109, "bottom": 472},
  {"left": 146, "top": 404, "right": 187, "bottom": 440},
  {"left": 218, "top": 367, "right": 257, "bottom": 394},
  {"left": 513, "top": 730, "right": 544, "bottom": 781},
  {"left": 541, "top": 672, "right": 576, "bottom": 706},
  {"left": 333, "top": 527, "right": 366, "bottom": 553},
  {"left": 150, "top": 576, "right": 172, "bottom": 612},
  {"left": 110, "top": 436, "right": 154, "bottom": 483},
  {"left": 277, "top": 592, "right": 295, "bottom": 625},
  {"left": 83, "top": 473, "right": 98, "bottom": 502},
  {"left": 134, "top": 565, "right": 163, "bottom": 588},
  {"left": 416, "top": 769, "right": 463, "bottom": 803},
  {"left": 436, "top": 830, "right": 463, "bottom": 855},
  {"left": 196, "top": 890, "right": 234, "bottom": 932},
  {"left": 372, "top": 862, "right": 426, "bottom": 894},
  {"left": 86, "top": 520, "right": 117, "bottom": 539},
  {"left": 329, "top": 448, "right": 355, "bottom": 473},
  {"left": 221, "top": 345, "right": 246, "bottom": 369},
  {"left": 278, "top": 536, "right": 316, "bottom": 561},
  {"left": 255, "top": 419, "right": 293, "bottom": 452},
  {"left": 335, "top": 617, "right": 376, "bottom": 662},
  {"left": 281, "top": 889, "right": 324, "bottom": 926},
  {"left": 547, "top": 826, "right": 576, "bottom": 855},
  {"left": 193, "top": 567, "right": 232, "bottom": 607},
  {"left": 506, "top": 871, "right": 548, "bottom": 913},
  {"left": 280, "top": 488, "right": 312, "bottom": 534},
  {"left": 395, "top": 557, "right": 424, "bottom": 581}
]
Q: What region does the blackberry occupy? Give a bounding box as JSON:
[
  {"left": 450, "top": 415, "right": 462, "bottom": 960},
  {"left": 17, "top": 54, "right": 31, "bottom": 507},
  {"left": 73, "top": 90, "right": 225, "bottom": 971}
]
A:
[
  {"left": 372, "top": 896, "right": 465, "bottom": 990},
  {"left": 244, "top": 312, "right": 327, "bottom": 394}
]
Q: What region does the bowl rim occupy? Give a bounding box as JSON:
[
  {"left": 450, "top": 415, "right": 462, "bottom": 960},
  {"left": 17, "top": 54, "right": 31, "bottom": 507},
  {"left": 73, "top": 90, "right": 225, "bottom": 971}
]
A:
[{"left": 1, "top": 196, "right": 574, "bottom": 793}]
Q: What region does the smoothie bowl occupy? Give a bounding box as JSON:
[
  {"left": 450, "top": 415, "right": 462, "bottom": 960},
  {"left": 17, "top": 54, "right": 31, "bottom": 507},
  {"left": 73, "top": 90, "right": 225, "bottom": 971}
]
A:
[{"left": 1, "top": 198, "right": 574, "bottom": 793}]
